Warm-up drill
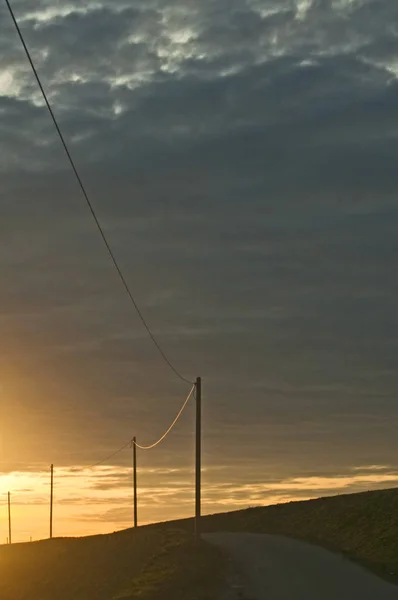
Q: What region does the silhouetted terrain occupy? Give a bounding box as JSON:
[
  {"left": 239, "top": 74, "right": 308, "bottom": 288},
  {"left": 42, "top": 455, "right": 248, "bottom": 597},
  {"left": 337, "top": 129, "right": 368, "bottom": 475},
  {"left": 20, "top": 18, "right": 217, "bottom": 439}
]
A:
[
  {"left": 0, "top": 527, "right": 224, "bottom": 600},
  {"left": 1, "top": 487, "right": 397, "bottom": 599}
]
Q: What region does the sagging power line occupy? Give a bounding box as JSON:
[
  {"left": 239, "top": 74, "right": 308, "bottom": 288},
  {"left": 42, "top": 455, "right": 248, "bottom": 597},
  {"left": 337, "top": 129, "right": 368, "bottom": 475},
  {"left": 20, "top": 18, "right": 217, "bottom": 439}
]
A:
[
  {"left": 89, "top": 440, "right": 133, "bottom": 469},
  {"left": 87, "top": 384, "right": 195, "bottom": 469},
  {"left": 133, "top": 385, "right": 195, "bottom": 450},
  {"left": 4, "top": 0, "right": 193, "bottom": 386}
]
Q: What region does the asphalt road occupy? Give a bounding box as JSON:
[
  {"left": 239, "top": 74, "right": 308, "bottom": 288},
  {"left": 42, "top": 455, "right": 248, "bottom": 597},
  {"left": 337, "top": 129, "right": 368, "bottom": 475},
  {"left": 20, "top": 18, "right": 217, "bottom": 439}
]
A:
[{"left": 204, "top": 532, "right": 398, "bottom": 599}]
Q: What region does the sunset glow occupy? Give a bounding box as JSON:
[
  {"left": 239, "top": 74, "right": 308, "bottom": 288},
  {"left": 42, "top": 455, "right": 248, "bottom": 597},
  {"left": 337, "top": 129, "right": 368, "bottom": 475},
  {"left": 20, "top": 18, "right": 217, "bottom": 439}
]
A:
[{"left": 2, "top": 464, "right": 398, "bottom": 543}]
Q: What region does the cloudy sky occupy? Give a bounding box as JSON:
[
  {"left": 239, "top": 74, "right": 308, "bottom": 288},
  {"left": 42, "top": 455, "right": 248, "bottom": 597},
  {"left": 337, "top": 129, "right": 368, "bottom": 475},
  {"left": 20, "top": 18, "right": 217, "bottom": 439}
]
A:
[{"left": 1, "top": 0, "right": 398, "bottom": 540}]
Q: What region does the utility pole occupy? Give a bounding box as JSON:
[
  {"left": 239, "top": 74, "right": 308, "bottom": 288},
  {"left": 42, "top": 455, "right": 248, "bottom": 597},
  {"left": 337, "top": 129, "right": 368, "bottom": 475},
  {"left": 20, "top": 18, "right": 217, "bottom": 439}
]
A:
[
  {"left": 50, "top": 464, "right": 54, "bottom": 539},
  {"left": 8, "top": 491, "right": 11, "bottom": 545},
  {"left": 133, "top": 437, "right": 138, "bottom": 528},
  {"left": 195, "top": 376, "right": 202, "bottom": 541}
]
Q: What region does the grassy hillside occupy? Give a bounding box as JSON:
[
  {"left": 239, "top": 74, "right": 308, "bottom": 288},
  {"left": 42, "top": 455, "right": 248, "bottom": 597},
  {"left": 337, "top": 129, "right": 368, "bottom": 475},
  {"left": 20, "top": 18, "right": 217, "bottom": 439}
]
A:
[{"left": 0, "top": 527, "right": 225, "bottom": 600}]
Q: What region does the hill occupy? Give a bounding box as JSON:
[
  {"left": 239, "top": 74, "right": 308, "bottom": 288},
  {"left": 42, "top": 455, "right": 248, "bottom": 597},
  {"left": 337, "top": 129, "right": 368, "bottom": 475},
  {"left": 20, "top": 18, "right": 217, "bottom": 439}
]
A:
[
  {"left": 1, "top": 486, "right": 397, "bottom": 599},
  {"left": 0, "top": 527, "right": 225, "bottom": 600}
]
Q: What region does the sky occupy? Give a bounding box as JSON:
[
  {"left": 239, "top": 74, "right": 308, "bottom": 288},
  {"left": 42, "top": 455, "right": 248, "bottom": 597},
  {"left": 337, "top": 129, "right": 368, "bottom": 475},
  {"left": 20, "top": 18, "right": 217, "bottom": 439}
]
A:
[{"left": 1, "top": 0, "right": 398, "bottom": 542}]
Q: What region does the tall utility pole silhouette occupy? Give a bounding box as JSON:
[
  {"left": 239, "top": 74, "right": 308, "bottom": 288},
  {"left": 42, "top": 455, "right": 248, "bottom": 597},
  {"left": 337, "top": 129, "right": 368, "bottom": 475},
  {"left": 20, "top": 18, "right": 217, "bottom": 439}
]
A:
[
  {"left": 8, "top": 491, "right": 11, "bottom": 544},
  {"left": 195, "top": 377, "right": 202, "bottom": 541},
  {"left": 50, "top": 464, "right": 54, "bottom": 539},
  {"left": 133, "top": 437, "right": 138, "bottom": 528}
]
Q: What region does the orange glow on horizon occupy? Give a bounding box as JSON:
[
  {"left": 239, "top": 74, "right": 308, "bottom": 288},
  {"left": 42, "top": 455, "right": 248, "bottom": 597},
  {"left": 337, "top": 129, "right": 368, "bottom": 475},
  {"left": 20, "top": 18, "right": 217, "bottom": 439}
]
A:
[{"left": 1, "top": 464, "right": 398, "bottom": 544}]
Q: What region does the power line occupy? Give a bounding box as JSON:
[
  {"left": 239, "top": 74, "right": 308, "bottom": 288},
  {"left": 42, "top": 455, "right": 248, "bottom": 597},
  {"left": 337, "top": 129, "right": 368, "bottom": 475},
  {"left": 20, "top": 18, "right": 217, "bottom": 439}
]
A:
[
  {"left": 88, "top": 440, "right": 132, "bottom": 469},
  {"left": 134, "top": 384, "right": 195, "bottom": 450},
  {"left": 4, "top": 0, "right": 193, "bottom": 386},
  {"left": 84, "top": 384, "right": 195, "bottom": 465}
]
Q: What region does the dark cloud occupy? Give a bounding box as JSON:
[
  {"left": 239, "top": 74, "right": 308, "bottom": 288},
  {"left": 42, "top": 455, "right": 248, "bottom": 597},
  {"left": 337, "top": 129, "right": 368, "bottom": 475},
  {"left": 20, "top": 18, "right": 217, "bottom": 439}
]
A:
[{"left": 1, "top": 0, "right": 398, "bottom": 526}]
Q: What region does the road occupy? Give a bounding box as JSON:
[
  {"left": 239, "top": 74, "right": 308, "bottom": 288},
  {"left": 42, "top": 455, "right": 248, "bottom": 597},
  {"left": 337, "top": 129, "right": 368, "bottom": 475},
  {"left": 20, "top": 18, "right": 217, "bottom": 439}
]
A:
[{"left": 204, "top": 532, "right": 398, "bottom": 599}]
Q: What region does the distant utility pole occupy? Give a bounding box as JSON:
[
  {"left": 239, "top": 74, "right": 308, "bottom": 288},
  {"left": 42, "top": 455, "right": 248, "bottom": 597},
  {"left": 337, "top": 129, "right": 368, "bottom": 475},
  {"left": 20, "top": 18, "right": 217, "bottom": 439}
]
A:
[
  {"left": 8, "top": 491, "right": 11, "bottom": 545},
  {"left": 133, "top": 437, "right": 138, "bottom": 528},
  {"left": 195, "top": 376, "right": 202, "bottom": 541},
  {"left": 50, "top": 464, "right": 54, "bottom": 539}
]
